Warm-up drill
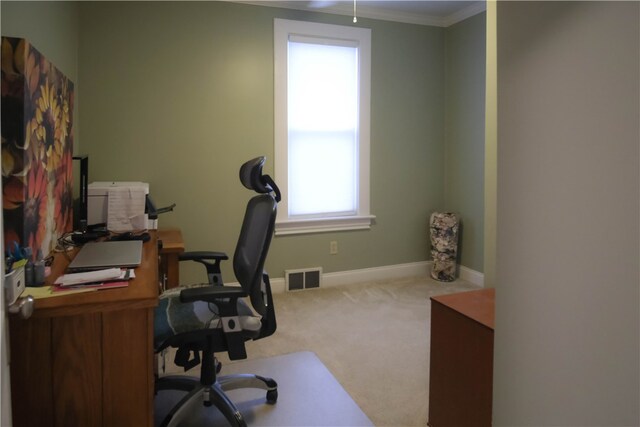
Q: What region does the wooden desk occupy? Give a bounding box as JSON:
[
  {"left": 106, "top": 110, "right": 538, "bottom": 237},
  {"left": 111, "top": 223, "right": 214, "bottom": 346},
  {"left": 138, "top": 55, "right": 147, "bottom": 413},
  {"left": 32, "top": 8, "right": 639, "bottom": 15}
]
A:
[
  {"left": 157, "top": 227, "right": 184, "bottom": 288},
  {"left": 9, "top": 234, "right": 159, "bottom": 427},
  {"left": 428, "top": 288, "right": 495, "bottom": 427}
]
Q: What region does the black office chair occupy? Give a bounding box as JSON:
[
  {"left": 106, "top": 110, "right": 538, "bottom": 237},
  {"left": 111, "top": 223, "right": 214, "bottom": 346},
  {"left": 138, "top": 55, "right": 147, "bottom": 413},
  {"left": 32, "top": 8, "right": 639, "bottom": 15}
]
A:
[{"left": 154, "top": 156, "right": 281, "bottom": 427}]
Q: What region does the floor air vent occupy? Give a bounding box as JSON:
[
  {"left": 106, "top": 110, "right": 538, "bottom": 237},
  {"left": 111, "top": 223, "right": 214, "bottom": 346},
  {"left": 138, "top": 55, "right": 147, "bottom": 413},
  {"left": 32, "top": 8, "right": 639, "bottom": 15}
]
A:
[{"left": 285, "top": 268, "right": 322, "bottom": 291}]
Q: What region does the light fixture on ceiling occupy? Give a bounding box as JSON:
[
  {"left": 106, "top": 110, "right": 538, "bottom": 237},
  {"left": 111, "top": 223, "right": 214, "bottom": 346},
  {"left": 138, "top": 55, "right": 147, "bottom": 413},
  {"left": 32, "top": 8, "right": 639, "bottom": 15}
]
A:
[{"left": 353, "top": 0, "right": 357, "bottom": 23}]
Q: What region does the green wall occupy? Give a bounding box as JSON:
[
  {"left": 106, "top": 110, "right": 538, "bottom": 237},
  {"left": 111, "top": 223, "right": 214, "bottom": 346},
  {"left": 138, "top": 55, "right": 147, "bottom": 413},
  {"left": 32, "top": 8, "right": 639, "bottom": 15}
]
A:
[
  {"left": 77, "top": 1, "right": 447, "bottom": 282},
  {"left": 444, "top": 12, "right": 486, "bottom": 273},
  {"left": 2, "top": 1, "right": 487, "bottom": 284}
]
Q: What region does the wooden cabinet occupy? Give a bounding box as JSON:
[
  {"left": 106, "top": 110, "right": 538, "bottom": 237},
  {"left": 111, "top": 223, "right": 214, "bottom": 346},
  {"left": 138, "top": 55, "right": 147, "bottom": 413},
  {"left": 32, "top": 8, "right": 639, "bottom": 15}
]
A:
[
  {"left": 9, "top": 235, "right": 159, "bottom": 427},
  {"left": 428, "top": 288, "right": 495, "bottom": 427}
]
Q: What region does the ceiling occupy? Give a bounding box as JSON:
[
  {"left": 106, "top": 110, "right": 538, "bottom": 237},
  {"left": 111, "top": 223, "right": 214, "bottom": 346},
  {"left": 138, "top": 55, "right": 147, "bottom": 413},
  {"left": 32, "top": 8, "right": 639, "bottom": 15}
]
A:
[{"left": 234, "top": 1, "right": 486, "bottom": 27}]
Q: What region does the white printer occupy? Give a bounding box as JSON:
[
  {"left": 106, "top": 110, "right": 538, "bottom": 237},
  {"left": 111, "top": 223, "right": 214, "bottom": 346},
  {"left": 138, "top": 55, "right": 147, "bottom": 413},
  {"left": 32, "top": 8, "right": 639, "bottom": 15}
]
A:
[{"left": 88, "top": 182, "right": 157, "bottom": 230}]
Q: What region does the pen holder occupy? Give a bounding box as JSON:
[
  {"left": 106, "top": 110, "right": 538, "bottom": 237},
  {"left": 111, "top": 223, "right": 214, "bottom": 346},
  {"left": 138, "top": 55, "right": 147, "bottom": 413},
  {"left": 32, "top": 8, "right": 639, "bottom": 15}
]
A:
[{"left": 5, "top": 266, "right": 25, "bottom": 306}]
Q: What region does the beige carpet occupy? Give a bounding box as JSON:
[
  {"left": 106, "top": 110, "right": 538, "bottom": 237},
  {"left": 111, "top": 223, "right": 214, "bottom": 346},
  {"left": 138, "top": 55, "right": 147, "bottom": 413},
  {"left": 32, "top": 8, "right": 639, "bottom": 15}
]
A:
[{"left": 161, "top": 275, "right": 480, "bottom": 426}]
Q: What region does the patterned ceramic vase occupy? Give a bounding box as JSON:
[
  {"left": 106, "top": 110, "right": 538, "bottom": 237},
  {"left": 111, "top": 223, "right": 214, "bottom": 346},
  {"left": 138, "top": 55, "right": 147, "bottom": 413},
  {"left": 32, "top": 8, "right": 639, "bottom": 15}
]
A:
[{"left": 429, "top": 212, "right": 460, "bottom": 282}]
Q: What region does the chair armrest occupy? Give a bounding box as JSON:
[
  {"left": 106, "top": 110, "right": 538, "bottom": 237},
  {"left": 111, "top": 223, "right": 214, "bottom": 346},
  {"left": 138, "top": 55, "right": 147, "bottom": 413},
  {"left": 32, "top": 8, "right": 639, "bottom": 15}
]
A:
[
  {"left": 178, "top": 251, "right": 229, "bottom": 262},
  {"left": 178, "top": 251, "right": 229, "bottom": 285},
  {"left": 180, "top": 285, "right": 247, "bottom": 304}
]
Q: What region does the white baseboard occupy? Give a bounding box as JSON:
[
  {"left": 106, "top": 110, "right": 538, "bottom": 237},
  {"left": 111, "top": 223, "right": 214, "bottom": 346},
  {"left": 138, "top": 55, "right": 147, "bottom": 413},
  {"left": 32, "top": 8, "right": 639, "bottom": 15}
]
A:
[
  {"left": 459, "top": 265, "right": 485, "bottom": 287},
  {"left": 323, "top": 261, "right": 432, "bottom": 287},
  {"left": 269, "top": 277, "right": 287, "bottom": 294},
  {"left": 270, "top": 261, "right": 431, "bottom": 293},
  {"left": 268, "top": 261, "right": 484, "bottom": 293}
]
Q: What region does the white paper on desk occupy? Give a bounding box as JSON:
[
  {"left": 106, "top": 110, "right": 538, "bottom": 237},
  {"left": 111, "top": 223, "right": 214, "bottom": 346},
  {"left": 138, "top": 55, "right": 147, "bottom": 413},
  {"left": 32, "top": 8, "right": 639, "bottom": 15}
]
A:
[
  {"left": 107, "top": 187, "right": 147, "bottom": 232},
  {"left": 55, "top": 268, "right": 136, "bottom": 287},
  {"left": 55, "top": 268, "right": 122, "bottom": 286}
]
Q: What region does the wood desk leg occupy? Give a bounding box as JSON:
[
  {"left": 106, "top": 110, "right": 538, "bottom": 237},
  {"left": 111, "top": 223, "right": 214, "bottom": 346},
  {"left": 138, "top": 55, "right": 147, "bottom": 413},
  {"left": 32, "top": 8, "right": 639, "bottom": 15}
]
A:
[
  {"left": 164, "top": 253, "right": 180, "bottom": 288},
  {"left": 158, "top": 228, "right": 185, "bottom": 289}
]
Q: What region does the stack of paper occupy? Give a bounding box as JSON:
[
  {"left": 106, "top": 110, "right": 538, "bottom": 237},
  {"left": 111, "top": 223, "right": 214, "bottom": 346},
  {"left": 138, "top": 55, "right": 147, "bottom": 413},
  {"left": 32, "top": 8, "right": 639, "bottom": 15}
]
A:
[
  {"left": 108, "top": 187, "right": 147, "bottom": 232},
  {"left": 54, "top": 268, "right": 135, "bottom": 291}
]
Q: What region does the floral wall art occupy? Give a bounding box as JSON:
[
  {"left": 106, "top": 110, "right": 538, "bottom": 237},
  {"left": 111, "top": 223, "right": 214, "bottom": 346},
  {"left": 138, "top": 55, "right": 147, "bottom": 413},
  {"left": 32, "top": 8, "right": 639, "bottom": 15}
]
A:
[{"left": 1, "top": 37, "right": 74, "bottom": 258}]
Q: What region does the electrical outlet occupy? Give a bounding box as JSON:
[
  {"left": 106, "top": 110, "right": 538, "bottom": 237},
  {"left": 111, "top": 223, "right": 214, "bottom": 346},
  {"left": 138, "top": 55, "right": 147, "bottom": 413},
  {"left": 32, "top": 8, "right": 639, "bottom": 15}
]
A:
[{"left": 330, "top": 241, "right": 338, "bottom": 255}]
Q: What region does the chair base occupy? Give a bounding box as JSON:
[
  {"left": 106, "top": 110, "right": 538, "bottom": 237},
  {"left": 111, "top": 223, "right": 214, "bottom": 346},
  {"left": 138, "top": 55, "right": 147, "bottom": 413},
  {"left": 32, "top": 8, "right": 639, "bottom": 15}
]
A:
[{"left": 157, "top": 373, "right": 278, "bottom": 427}]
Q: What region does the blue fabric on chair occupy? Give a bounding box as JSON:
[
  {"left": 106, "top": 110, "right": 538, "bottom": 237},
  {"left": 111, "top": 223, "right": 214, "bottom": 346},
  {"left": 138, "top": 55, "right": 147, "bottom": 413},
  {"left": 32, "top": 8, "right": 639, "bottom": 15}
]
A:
[{"left": 154, "top": 284, "right": 260, "bottom": 350}]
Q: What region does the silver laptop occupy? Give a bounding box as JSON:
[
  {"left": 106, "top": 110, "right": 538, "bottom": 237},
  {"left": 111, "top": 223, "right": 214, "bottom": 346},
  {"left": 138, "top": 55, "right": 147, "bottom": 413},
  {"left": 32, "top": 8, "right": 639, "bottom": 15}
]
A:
[{"left": 67, "top": 240, "right": 143, "bottom": 272}]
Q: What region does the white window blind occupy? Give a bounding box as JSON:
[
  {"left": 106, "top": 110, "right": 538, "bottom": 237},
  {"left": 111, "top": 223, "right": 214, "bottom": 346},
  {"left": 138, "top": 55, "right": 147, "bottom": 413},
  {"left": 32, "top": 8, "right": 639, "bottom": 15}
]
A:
[
  {"left": 288, "top": 40, "right": 359, "bottom": 217},
  {"left": 274, "top": 19, "right": 373, "bottom": 235}
]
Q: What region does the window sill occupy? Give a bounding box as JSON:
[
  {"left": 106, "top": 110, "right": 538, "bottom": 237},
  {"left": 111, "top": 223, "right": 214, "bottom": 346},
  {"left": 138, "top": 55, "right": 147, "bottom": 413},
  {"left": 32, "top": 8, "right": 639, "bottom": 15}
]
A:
[{"left": 275, "top": 215, "right": 376, "bottom": 236}]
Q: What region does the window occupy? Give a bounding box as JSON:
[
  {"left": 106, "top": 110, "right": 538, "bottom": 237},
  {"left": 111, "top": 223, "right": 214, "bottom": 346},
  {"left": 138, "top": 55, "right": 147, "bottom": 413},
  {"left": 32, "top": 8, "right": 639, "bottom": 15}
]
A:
[{"left": 274, "top": 18, "right": 373, "bottom": 235}]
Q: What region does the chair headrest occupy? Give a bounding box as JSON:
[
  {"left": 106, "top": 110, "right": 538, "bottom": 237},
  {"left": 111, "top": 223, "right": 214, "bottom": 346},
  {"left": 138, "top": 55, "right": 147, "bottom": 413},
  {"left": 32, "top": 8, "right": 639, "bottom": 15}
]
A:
[{"left": 239, "top": 157, "right": 281, "bottom": 202}]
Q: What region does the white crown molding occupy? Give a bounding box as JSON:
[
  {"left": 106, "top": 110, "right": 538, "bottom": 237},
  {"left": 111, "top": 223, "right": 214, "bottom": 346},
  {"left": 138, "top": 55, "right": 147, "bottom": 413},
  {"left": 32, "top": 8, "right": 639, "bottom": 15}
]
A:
[
  {"left": 228, "top": 1, "right": 486, "bottom": 27},
  {"left": 324, "top": 3, "right": 448, "bottom": 27},
  {"left": 443, "top": 1, "right": 487, "bottom": 27}
]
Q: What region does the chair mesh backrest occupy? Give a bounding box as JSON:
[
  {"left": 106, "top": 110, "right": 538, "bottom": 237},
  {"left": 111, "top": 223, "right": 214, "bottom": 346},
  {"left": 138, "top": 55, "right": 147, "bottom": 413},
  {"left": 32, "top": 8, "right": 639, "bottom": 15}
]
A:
[{"left": 233, "top": 158, "right": 278, "bottom": 316}]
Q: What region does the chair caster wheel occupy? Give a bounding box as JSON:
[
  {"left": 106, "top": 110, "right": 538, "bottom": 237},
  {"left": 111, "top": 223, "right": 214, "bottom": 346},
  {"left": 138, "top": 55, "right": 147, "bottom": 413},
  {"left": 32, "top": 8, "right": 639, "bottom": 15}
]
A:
[{"left": 266, "top": 389, "right": 278, "bottom": 404}]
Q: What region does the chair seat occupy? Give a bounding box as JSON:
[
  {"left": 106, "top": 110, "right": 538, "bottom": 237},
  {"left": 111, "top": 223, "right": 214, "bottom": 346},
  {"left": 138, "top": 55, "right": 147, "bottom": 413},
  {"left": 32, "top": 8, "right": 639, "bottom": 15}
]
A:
[{"left": 154, "top": 284, "right": 262, "bottom": 351}]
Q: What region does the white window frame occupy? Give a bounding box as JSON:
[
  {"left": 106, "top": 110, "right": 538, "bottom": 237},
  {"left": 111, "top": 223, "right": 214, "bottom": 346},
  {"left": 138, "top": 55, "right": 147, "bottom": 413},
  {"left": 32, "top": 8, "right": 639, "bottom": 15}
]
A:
[{"left": 274, "top": 18, "right": 374, "bottom": 236}]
